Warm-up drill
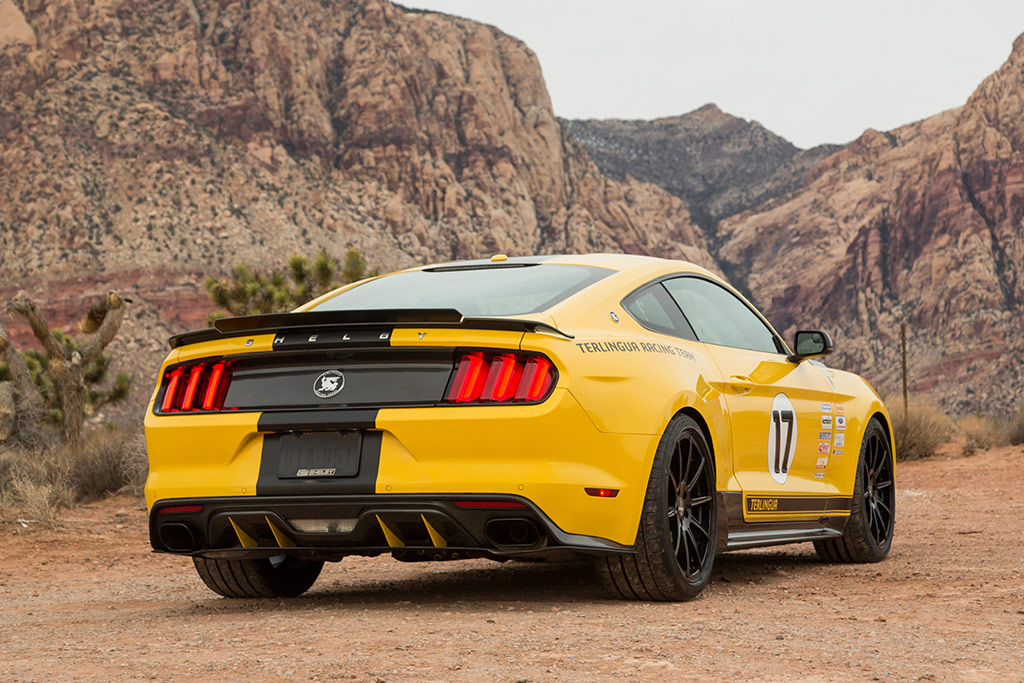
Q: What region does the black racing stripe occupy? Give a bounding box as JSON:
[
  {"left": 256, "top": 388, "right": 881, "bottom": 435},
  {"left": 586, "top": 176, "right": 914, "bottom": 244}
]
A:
[
  {"left": 257, "top": 409, "right": 379, "bottom": 432},
  {"left": 257, "top": 429, "right": 382, "bottom": 496},
  {"left": 746, "top": 496, "right": 852, "bottom": 514}
]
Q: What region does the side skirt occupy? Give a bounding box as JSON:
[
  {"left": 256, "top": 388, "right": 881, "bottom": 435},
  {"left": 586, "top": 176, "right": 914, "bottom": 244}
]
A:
[{"left": 717, "top": 491, "right": 847, "bottom": 551}]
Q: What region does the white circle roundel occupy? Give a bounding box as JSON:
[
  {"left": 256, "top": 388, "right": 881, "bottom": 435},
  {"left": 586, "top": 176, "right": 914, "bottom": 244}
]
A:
[
  {"left": 767, "top": 393, "right": 798, "bottom": 484},
  {"left": 313, "top": 370, "right": 345, "bottom": 399}
]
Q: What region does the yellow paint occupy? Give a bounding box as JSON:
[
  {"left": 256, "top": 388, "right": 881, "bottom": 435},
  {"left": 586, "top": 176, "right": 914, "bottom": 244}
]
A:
[
  {"left": 376, "top": 515, "right": 405, "bottom": 547},
  {"left": 175, "top": 333, "right": 276, "bottom": 363},
  {"left": 421, "top": 515, "right": 447, "bottom": 548},
  {"left": 389, "top": 327, "right": 523, "bottom": 349},
  {"left": 266, "top": 517, "right": 295, "bottom": 548},
  {"left": 144, "top": 410, "right": 263, "bottom": 509},
  {"left": 229, "top": 518, "right": 257, "bottom": 549}
]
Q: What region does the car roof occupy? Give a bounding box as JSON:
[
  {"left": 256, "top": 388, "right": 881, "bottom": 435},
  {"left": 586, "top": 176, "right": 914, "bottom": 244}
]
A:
[{"left": 417, "top": 253, "right": 714, "bottom": 277}]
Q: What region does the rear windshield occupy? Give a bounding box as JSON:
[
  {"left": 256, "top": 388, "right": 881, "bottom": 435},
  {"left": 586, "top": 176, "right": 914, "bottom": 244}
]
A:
[{"left": 312, "top": 264, "right": 612, "bottom": 316}]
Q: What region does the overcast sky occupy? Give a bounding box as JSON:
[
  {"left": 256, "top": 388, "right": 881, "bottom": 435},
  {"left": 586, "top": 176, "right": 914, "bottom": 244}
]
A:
[{"left": 402, "top": 1, "right": 1024, "bottom": 149}]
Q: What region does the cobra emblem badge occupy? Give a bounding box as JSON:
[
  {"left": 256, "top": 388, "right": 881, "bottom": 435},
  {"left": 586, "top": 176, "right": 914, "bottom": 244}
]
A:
[{"left": 313, "top": 370, "right": 345, "bottom": 399}]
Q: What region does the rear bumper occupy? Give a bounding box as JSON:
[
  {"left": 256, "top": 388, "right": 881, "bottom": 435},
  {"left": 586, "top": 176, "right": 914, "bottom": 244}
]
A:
[
  {"left": 150, "top": 494, "right": 633, "bottom": 561},
  {"left": 145, "top": 388, "right": 661, "bottom": 546}
]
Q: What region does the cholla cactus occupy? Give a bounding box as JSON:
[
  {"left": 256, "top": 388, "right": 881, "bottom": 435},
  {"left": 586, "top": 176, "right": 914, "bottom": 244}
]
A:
[{"left": 204, "top": 247, "right": 368, "bottom": 325}]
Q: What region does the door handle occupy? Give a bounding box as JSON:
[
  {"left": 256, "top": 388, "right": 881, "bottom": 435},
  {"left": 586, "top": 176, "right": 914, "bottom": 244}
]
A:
[{"left": 728, "top": 375, "right": 754, "bottom": 395}]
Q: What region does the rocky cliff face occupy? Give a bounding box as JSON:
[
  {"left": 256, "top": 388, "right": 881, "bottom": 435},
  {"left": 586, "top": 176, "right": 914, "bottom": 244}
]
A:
[
  {"left": 563, "top": 105, "right": 839, "bottom": 232},
  {"left": 0, "top": 0, "right": 713, "bottom": 404},
  {"left": 717, "top": 37, "right": 1024, "bottom": 412}
]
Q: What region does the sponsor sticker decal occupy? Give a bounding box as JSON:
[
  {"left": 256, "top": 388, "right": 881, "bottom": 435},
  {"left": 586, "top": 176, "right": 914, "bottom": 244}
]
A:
[
  {"left": 835, "top": 415, "right": 847, "bottom": 431},
  {"left": 834, "top": 449, "right": 844, "bottom": 456},
  {"left": 821, "top": 402, "right": 832, "bottom": 412},
  {"left": 834, "top": 433, "right": 846, "bottom": 449},
  {"left": 818, "top": 442, "right": 831, "bottom": 454},
  {"left": 814, "top": 471, "right": 825, "bottom": 479},
  {"left": 816, "top": 456, "right": 829, "bottom": 469},
  {"left": 819, "top": 431, "right": 832, "bottom": 441},
  {"left": 834, "top": 403, "right": 845, "bottom": 413},
  {"left": 821, "top": 414, "right": 833, "bottom": 430}
]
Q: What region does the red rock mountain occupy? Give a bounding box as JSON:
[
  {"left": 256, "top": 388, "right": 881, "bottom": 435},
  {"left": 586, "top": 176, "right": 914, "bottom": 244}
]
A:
[
  {"left": 0, "top": 0, "right": 712, "bottom": 393},
  {"left": 716, "top": 36, "right": 1024, "bottom": 413},
  {"left": 1, "top": 0, "right": 1022, "bottom": 414}
]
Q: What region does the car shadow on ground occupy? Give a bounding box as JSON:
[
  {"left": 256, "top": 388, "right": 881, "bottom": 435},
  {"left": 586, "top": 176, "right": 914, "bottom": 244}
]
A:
[{"left": 176, "top": 549, "right": 827, "bottom": 614}]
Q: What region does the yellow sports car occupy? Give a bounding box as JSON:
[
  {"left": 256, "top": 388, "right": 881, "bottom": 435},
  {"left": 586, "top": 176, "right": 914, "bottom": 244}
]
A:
[{"left": 144, "top": 254, "right": 895, "bottom": 601}]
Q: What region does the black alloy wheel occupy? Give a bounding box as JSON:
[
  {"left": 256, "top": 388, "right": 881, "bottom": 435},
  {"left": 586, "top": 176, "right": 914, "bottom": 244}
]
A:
[
  {"left": 667, "top": 430, "right": 716, "bottom": 582},
  {"left": 814, "top": 417, "right": 895, "bottom": 563},
  {"left": 597, "top": 414, "right": 718, "bottom": 600},
  {"left": 862, "top": 426, "right": 895, "bottom": 547}
]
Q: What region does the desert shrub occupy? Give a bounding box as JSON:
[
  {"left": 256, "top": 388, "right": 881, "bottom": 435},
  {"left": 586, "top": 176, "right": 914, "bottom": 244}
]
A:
[
  {"left": 889, "top": 399, "right": 952, "bottom": 461},
  {"left": 0, "top": 423, "right": 148, "bottom": 524},
  {"left": 1004, "top": 412, "right": 1024, "bottom": 447},
  {"left": 69, "top": 424, "right": 148, "bottom": 502},
  {"left": 956, "top": 414, "right": 999, "bottom": 456}
]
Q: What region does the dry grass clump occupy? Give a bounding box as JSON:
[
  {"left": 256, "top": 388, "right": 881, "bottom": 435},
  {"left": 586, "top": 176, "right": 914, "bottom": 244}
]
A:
[
  {"left": 0, "top": 423, "right": 148, "bottom": 526},
  {"left": 956, "top": 414, "right": 1000, "bottom": 456},
  {"left": 1006, "top": 413, "right": 1024, "bottom": 447},
  {"left": 889, "top": 399, "right": 953, "bottom": 461}
]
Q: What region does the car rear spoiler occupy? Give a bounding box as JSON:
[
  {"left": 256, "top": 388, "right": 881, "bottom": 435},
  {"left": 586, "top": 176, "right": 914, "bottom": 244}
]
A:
[{"left": 167, "top": 308, "right": 574, "bottom": 349}]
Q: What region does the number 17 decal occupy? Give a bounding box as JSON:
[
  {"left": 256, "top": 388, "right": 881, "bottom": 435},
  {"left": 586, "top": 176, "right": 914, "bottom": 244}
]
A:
[{"left": 768, "top": 393, "right": 798, "bottom": 484}]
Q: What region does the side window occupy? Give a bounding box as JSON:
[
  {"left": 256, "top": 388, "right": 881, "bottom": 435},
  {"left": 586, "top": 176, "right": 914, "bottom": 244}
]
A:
[
  {"left": 622, "top": 284, "right": 696, "bottom": 341},
  {"left": 662, "top": 277, "right": 781, "bottom": 354}
]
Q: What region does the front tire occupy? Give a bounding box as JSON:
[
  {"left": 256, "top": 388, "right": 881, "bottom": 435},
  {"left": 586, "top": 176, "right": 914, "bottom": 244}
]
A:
[
  {"left": 193, "top": 555, "right": 324, "bottom": 598},
  {"left": 597, "top": 414, "right": 718, "bottom": 601},
  {"left": 814, "top": 417, "right": 894, "bottom": 563}
]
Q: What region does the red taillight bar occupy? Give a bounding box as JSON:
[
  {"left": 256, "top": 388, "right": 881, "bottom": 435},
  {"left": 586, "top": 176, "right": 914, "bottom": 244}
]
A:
[
  {"left": 445, "top": 351, "right": 556, "bottom": 405},
  {"left": 202, "top": 362, "right": 227, "bottom": 411},
  {"left": 160, "top": 368, "right": 183, "bottom": 413},
  {"left": 158, "top": 361, "right": 232, "bottom": 414},
  {"left": 158, "top": 504, "right": 203, "bottom": 514}
]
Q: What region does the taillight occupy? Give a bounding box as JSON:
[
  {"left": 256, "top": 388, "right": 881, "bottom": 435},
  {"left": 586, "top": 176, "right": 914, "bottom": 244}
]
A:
[
  {"left": 445, "top": 351, "right": 556, "bottom": 404},
  {"left": 158, "top": 361, "right": 232, "bottom": 413}
]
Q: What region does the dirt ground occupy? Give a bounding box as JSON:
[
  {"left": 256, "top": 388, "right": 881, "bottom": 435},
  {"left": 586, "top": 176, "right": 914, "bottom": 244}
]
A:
[{"left": 2, "top": 445, "right": 1023, "bottom": 682}]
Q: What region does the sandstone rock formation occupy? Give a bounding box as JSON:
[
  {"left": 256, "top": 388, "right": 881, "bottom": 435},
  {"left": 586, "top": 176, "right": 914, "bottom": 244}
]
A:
[
  {"left": 563, "top": 105, "right": 839, "bottom": 232},
  {"left": 717, "top": 37, "right": 1024, "bottom": 412},
  {"left": 0, "top": 0, "right": 713, "bottom": 404}
]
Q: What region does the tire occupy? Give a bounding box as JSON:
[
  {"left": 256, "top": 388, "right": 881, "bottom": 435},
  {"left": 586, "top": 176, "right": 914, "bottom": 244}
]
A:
[
  {"left": 597, "top": 414, "right": 718, "bottom": 601},
  {"left": 192, "top": 555, "right": 324, "bottom": 598},
  {"left": 814, "top": 417, "right": 895, "bottom": 563}
]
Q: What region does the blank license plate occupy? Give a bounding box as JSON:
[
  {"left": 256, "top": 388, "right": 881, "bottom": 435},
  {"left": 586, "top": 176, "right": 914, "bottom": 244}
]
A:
[{"left": 275, "top": 431, "right": 361, "bottom": 478}]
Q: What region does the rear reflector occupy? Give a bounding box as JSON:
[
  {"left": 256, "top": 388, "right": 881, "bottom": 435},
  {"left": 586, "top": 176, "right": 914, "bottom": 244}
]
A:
[
  {"left": 585, "top": 488, "right": 619, "bottom": 498},
  {"left": 446, "top": 351, "right": 556, "bottom": 404},
  {"left": 158, "top": 505, "right": 203, "bottom": 514},
  {"left": 157, "top": 361, "right": 233, "bottom": 413},
  {"left": 454, "top": 500, "right": 528, "bottom": 509}
]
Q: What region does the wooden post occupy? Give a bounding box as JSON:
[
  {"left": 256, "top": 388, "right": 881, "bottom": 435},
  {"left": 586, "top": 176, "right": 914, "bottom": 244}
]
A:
[{"left": 900, "top": 323, "right": 908, "bottom": 414}]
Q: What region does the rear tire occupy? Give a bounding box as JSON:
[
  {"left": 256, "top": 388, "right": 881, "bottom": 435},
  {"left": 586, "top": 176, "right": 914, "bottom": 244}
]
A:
[
  {"left": 193, "top": 555, "right": 324, "bottom": 598},
  {"left": 814, "top": 417, "right": 894, "bottom": 563},
  {"left": 597, "top": 414, "right": 718, "bottom": 601}
]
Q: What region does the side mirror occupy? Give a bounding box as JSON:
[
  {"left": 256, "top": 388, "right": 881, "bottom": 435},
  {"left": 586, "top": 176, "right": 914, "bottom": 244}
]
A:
[{"left": 789, "top": 330, "right": 834, "bottom": 362}]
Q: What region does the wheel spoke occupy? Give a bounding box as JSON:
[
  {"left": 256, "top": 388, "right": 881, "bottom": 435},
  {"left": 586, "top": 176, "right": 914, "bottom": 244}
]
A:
[
  {"left": 686, "top": 528, "right": 703, "bottom": 573},
  {"left": 667, "top": 508, "right": 677, "bottom": 519},
  {"left": 691, "top": 495, "right": 713, "bottom": 506},
  {"left": 691, "top": 519, "right": 710, "bottom": 539},
  {"left": 687, "top": 457, "right": 705, "bottom": 491},
  {"left": 876, "top": 480, "right": 893, "bottom": 490},
  {"left": 876, "top": 497, "right": 892, "bottom": 519},
  {"left": 683, "top": 438, "right": 693, "bottom": 489},
  {"left": 680, "top": 523, "right": 690, "bottom": 568},
  {"left": 673, "top": 519, "right": 683, "bottom": 554}
]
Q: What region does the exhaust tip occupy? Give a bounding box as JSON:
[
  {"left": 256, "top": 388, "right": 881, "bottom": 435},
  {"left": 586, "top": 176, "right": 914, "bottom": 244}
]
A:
[
  {"left": 159, "top": 522, "right": 198, "bottom": 552},
  {"left": 485, "top": 518, "right": 540, "bottom": 547}
]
